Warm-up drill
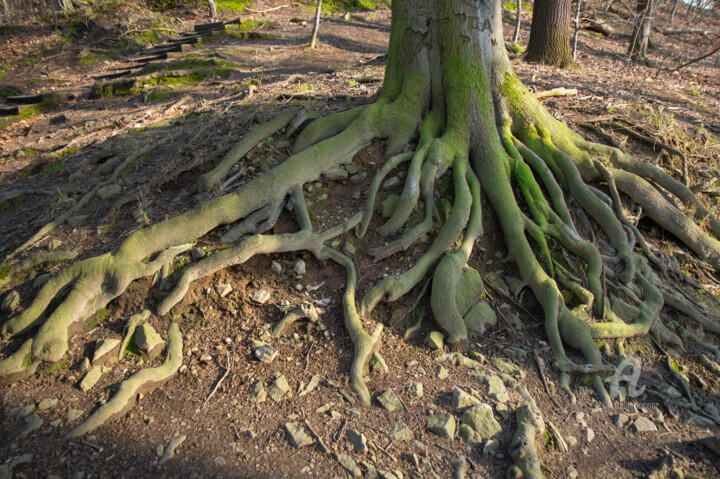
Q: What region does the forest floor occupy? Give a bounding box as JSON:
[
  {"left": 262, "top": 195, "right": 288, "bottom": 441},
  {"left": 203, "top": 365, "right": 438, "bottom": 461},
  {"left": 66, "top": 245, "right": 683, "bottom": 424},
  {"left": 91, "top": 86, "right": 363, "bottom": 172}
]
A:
[{"left": 0, "top": 0, "right": 719, "bottom": 478}]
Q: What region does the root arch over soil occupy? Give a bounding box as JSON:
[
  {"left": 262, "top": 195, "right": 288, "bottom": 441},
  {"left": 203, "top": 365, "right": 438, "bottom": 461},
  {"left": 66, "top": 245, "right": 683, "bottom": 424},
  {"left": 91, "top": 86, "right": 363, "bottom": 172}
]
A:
[{"left": 2, "top": 0, "right": 720, "bottom": 438}]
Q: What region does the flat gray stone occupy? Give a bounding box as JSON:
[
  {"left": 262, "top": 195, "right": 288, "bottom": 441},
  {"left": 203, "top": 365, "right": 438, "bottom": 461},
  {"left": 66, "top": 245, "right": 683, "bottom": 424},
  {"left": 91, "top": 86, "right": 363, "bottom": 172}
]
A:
[
  {"left": 427, "top": 414, "right": 455, "bottom": 441},
  {"left": 37, "top": 398, "right": 58, "bottom": 411},
  {"left": 583, "top": 428, "right": 595, "bottom": 442},
  {"left": 250, "top": 381, "right": 266, "bottom": 403},
  {"left": 409, "top": 382, "right": 423, "bottom": 398},
  {"left": 369, "top": 353, "right": 388, "bottom": 375},
  {"left": 461, "top": 404, "right": 502, "bottom": 442},
  {"left": 436, "top": 365, "right": 449, "bottom": 379},
  {"left": 97, "top": 184, "right": 121, "bottom": 200},
  {"left": 349, "top": 172, "right": 367, "bottom": 184},
  {"left": 251, "top": 289, "right": 270, "bottom": 304},
  {"left": 383, "top": 176, "right": 401, "bottom": 190},
  {"left": 254, "top": 344, "right": 278, "bottom": 363},
  {"left": 376, "top": 390, "right": 403, "bottom": 412},
  {"left": 347, "top": 429, "right": 367, "bottom": 453},
  {"left": 285, "top": 422, "right": 313, "bottom": 448},
  {"left": 134, "top": 323, "right": 164, "bottom": 356},
  {"left": 293, "top": 260, "right": 306, "bottom": 276},
  {"left": 1, "top": 290, "right": 20, "bottom": 313},
  {"left": 93, "top": 338, "right": 120, "bottom": 363},
  {"left": 271, "top": 261, "right": 283, "bottom": 273},
  {"left": 268, "top": 375, "right": 291, "bottom": 402},
  {"left": 215, "top": 283, "right": 233, "bottom": 298},
  {"left": 323, "top": 168, "right": 349, "bottom": 181},
  {"left": 336, "top": 453, "right": 361, "bottom": 477},
  {"left": 451, "top": 387, "right": 480, "bottom": 410},
  {"left": 79, "top": 366, "right": 102, "bottom": 392},
  {"left": 19, "top": 413, "right": 43, "bottom": 438},
  {"left": 299, "top": 375, "right": 320, "bottom": 397},
  {"left": 389, "top": 421, "right": 414, "bottom": 441},
  {"left": 491, "top": 358, "right": 525, "bottom": 379},
  {"left": 613, "top": 413, "right": 630, "bottom": 427},
  {"left": 191, "top": 247, "right": 206, "bottom": 260},
  {"left": 463, "top": 301, "right": 497, "bottom": 335},
  {"left": 67, "top": 409, "right": 84, "bottom": 423},
  {"left": 343, "top": 241, "right": 356, "bottom": 255},
  {"left": 425, "top": 331, "right": 444, "bottom": 352},
  {"left": 632, "top": 416, "right": 657, "bottom": 432}
]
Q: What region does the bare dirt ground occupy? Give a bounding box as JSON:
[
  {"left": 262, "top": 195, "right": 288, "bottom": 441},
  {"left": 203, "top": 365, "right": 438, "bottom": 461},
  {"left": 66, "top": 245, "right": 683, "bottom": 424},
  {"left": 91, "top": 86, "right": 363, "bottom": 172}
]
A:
[{"left": 0, "top": 1, "right": 719, "bottom": 478}]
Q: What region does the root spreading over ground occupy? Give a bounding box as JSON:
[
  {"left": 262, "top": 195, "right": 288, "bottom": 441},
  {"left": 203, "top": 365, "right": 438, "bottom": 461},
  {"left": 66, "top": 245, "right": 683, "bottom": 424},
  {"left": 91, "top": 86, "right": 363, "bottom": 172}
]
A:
[{"left": 2, "top": 0, "right": 720, "bottom": 442}]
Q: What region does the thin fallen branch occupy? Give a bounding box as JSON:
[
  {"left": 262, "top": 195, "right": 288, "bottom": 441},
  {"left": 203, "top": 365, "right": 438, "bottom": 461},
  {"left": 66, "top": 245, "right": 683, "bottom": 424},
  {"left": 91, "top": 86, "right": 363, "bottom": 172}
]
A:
[
  {"left": 202, "top": 350, "right": 232, "bottom": 409},
  {"left": 670, "top": 43, "right": 720, "bottom": 73}
]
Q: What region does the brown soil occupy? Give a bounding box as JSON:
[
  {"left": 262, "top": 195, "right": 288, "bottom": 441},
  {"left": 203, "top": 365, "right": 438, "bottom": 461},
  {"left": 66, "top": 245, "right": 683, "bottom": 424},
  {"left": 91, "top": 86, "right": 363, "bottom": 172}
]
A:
[{"left": 1, "top": 1, "right": 719, "bottom": 478}]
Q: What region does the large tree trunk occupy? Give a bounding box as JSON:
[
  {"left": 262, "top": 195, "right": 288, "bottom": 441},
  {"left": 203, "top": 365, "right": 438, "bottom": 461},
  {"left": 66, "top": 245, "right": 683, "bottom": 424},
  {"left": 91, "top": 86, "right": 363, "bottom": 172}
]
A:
[
  {"left": 629, "top": 0, "right": 658, "bottom": 62},
  {"left": 524, "top": 0, "right": 577, "bottom": 68}
]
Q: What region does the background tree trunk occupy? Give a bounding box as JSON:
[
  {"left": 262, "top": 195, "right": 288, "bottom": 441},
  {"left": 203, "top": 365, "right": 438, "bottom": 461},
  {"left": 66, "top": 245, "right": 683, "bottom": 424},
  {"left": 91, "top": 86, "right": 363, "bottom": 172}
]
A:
[
  {"left": 309, "top": 0, "right": 322, "bottom": 48},
  {"left": 629, "top": 0, "right": 658, "bottom": 62},
  {"left": 524, "top": 0, "right": 577, "bottom": 68},
  {"left": 207, "top": 0, "right": 216, "bottom": 20}
]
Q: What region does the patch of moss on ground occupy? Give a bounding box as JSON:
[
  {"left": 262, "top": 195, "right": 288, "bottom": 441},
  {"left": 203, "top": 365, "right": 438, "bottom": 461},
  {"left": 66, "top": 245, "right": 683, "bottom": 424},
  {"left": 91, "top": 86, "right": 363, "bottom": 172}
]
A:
[
  {"left": 217, "top": 0, "right": 250, "bottom": 13},
  {"left": 43, "top": 354, "right": 69, "bottom": 376},
  {"left": 78, "top": 49, "right": 118, "bottom": 66}
]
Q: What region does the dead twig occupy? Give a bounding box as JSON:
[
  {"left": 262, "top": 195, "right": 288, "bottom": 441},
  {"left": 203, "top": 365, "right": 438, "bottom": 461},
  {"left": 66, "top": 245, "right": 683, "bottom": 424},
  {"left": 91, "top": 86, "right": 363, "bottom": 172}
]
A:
[{"left": 201, "top": 351, "right": 232, "bottom": 409}]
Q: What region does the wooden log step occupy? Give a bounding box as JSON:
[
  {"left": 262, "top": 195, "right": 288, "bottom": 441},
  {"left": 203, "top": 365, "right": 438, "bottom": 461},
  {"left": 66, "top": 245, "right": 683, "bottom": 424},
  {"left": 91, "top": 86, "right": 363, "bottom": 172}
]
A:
[
  {"left": 7, "top": 91, "right": 75, "bottom": 104},
  {"left": 194, "top": 21, "right": 224, "bottom": 32}
]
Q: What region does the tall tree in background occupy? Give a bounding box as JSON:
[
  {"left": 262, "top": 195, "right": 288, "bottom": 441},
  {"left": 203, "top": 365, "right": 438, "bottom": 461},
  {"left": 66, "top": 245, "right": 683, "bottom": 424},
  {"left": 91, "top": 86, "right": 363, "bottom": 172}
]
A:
[
  {"left": 629, "top": 0, "right": 658, "bottom": 62},
  {"left": 525, "top": 0, "right": 577, "bottom": 67},
  {"left": 4, "top": 0, "right": 720, "bottom": 451}
]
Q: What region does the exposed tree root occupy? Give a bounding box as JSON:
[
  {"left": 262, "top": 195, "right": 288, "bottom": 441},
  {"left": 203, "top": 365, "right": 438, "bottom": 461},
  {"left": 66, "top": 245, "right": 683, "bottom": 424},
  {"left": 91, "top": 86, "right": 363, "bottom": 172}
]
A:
[
  {"left": 118, "top": 310, "right": 151, "bottom": 360},
  {"left": 0, "top": 250, "right": 78, "bottom": 291},
  {"left": 509, "top": 405, "right": 545, "bottom": 479},
  {"left": 273, "top": 303, "right": 319, "bottom": 337},
  {"left": 66, "top": 322, "right": 183, "bottom": 438},
  {"left": 3, "top": 0, "right": 720, "bottom": 415}
]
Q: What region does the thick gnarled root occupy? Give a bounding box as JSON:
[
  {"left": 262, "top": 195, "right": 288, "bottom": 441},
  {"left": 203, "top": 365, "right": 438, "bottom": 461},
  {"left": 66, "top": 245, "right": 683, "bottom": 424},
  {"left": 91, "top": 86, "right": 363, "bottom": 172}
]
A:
[
  {"left": 67, "top": 322, "right": 183, "bottom": 438},
  {"left": 509, "top": 405, "right": 545, "bottom": 479},
  {"left": 273, "top": 303, "right": 319, "bottom": 337},
  {"left": 0, "top": 250, "right": 78, "bottom": 291}
]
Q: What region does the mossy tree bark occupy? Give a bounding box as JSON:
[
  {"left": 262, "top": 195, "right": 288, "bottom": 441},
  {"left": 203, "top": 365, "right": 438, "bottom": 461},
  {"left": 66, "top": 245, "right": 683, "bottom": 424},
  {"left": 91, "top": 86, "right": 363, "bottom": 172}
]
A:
[
  {"left": 524, "top": 0, "right": 577, "bottom": 68},
  {"left": 3, "top": 0, "right": 720, "bottom": 435}
]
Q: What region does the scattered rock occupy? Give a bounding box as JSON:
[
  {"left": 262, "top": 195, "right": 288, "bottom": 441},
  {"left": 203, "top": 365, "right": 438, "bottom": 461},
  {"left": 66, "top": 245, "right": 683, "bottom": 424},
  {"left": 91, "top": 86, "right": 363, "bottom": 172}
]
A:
[
  {"left": 271, "top": 261, "right": 283, "bottom": 273},
  {"left": 134, "top": 323, "right": 164, "bottom": 358},
  {"left": 268, "top": 375, "right": 292, "bottom": 402},
  {"left": 660, "top": 385, "right": 682, "bottom": 399},
  {"left": 683, "top": 411, "right": 716, "bottom": 428},
  {"left": 485, "top": 375, "right": 509, "bottom": 402},
  {"left": 383, "top": 176, "right": 401, "bottom": 190},
  {"left": 78, "top": 357, "right": 91, "bottom": 372},
  {"left": 632, "top": 416, "right": 657, "bottom": 433},
  {"left": 8, "top": 404, "right": 35, "bottom": 419},
  {"left": 425, "top": 331, "right": 445, "bottom": 352},
  {"left": 323, "top": 169, "right": 349, "bottom": 181},
  {"left": 483, "top": 438, "right": 500, "bottom": 455},
  {"left": 427, "top": 414, "right": 455, "bottom": 441},
  {"left": 97, "top": 184, "right": 121, "bottom": 200},
  {"left": 369, "top": 353, "right": 389, "bottom": 375},
  {"left": 79, "top": 366, "right": 102, "bottom": 392},
  {"left": 215, "top": 283, "right": 233, "bottom": 298},
  {"left": 67, "top": 215, "right": 88, "bottom": 227},
  {"left": 191, "top": 247, "right": 206, "bottom": 260},
  {"left": 583, "top": 428, "right": 595, "bottom": 443},
  {"left": 1, "top": 290, "right": 20, "bottom": 313},
  {"left": 343, "top": 241, "right": 356, "bottom": 255},
  {"left": 254, "top": 344, "right": 278, "bottom": 363},
  {"left": 93, "top": 338, "right": 120, "bottom": 363},
  {"left": 0, "top": 454, "right": 33, "bottom": 479},
  {"left": 566, "top": 435, "right": 578, "bottom": 447},
  {"left": 460, "top": 404, "right": 502, "bottom": 443},
  {"left": 409, "top": 382, "right": 423, "bottom": 398},
  {"left": 451, "top": 387, "right": 480, "bottom": 410},
  {"left": 613, "top": 413, "right": 629, "bottom": 427},
  {"left": 347, "top": 429, "right": 367, "bottom": 453},
  {"left": 490, "top": 358, "right": 525, "bottom": 378},
  {"left": 214, "top": 456, "right": 225, "bottom": 466},
  {"left": 299, "top": 375, "right": 320, "bottom": 396},
  {"left": 349, "top": 172, "right": 367, "bottom": 184},
  {"left": 336, "top": 453, "right": 362, "bottom": 477},
  {"left": 37, "top": 398, "right": 58, "bottom": 411},
  {"left": 389, "top": 421, "right": 414, "bottom": 441},
  {"left": 436, "top": 365, "right": 449, "bottom": 379},
  {"left": 463, "top": 301, "right": 497, "bottom": 335},
  {"left": 567, "top": 465, "right": 579, "bottom": 479},
  {"left": 251, "top": 289, "right": 271, "bottom": 304},
  {"left": 376, "top": 390, "right": 403, "bottom": 412},
  {"left": 285, "top": 422, "right": 314, "bottom": 448},
  {"left": 699, "top": 435, "right": 720, "bottom": 457},
  {"left": 250, "top": 381, "right": 266, "bottom": 403},
  {"left": 293, "top": 260, "right": 306, "bottom": 276},
  {"left": 19, "top": 413, "right": 43, "bottom": 438},
  {"left": 67, "top": 409, "right": 84, "bottom": 423}
]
